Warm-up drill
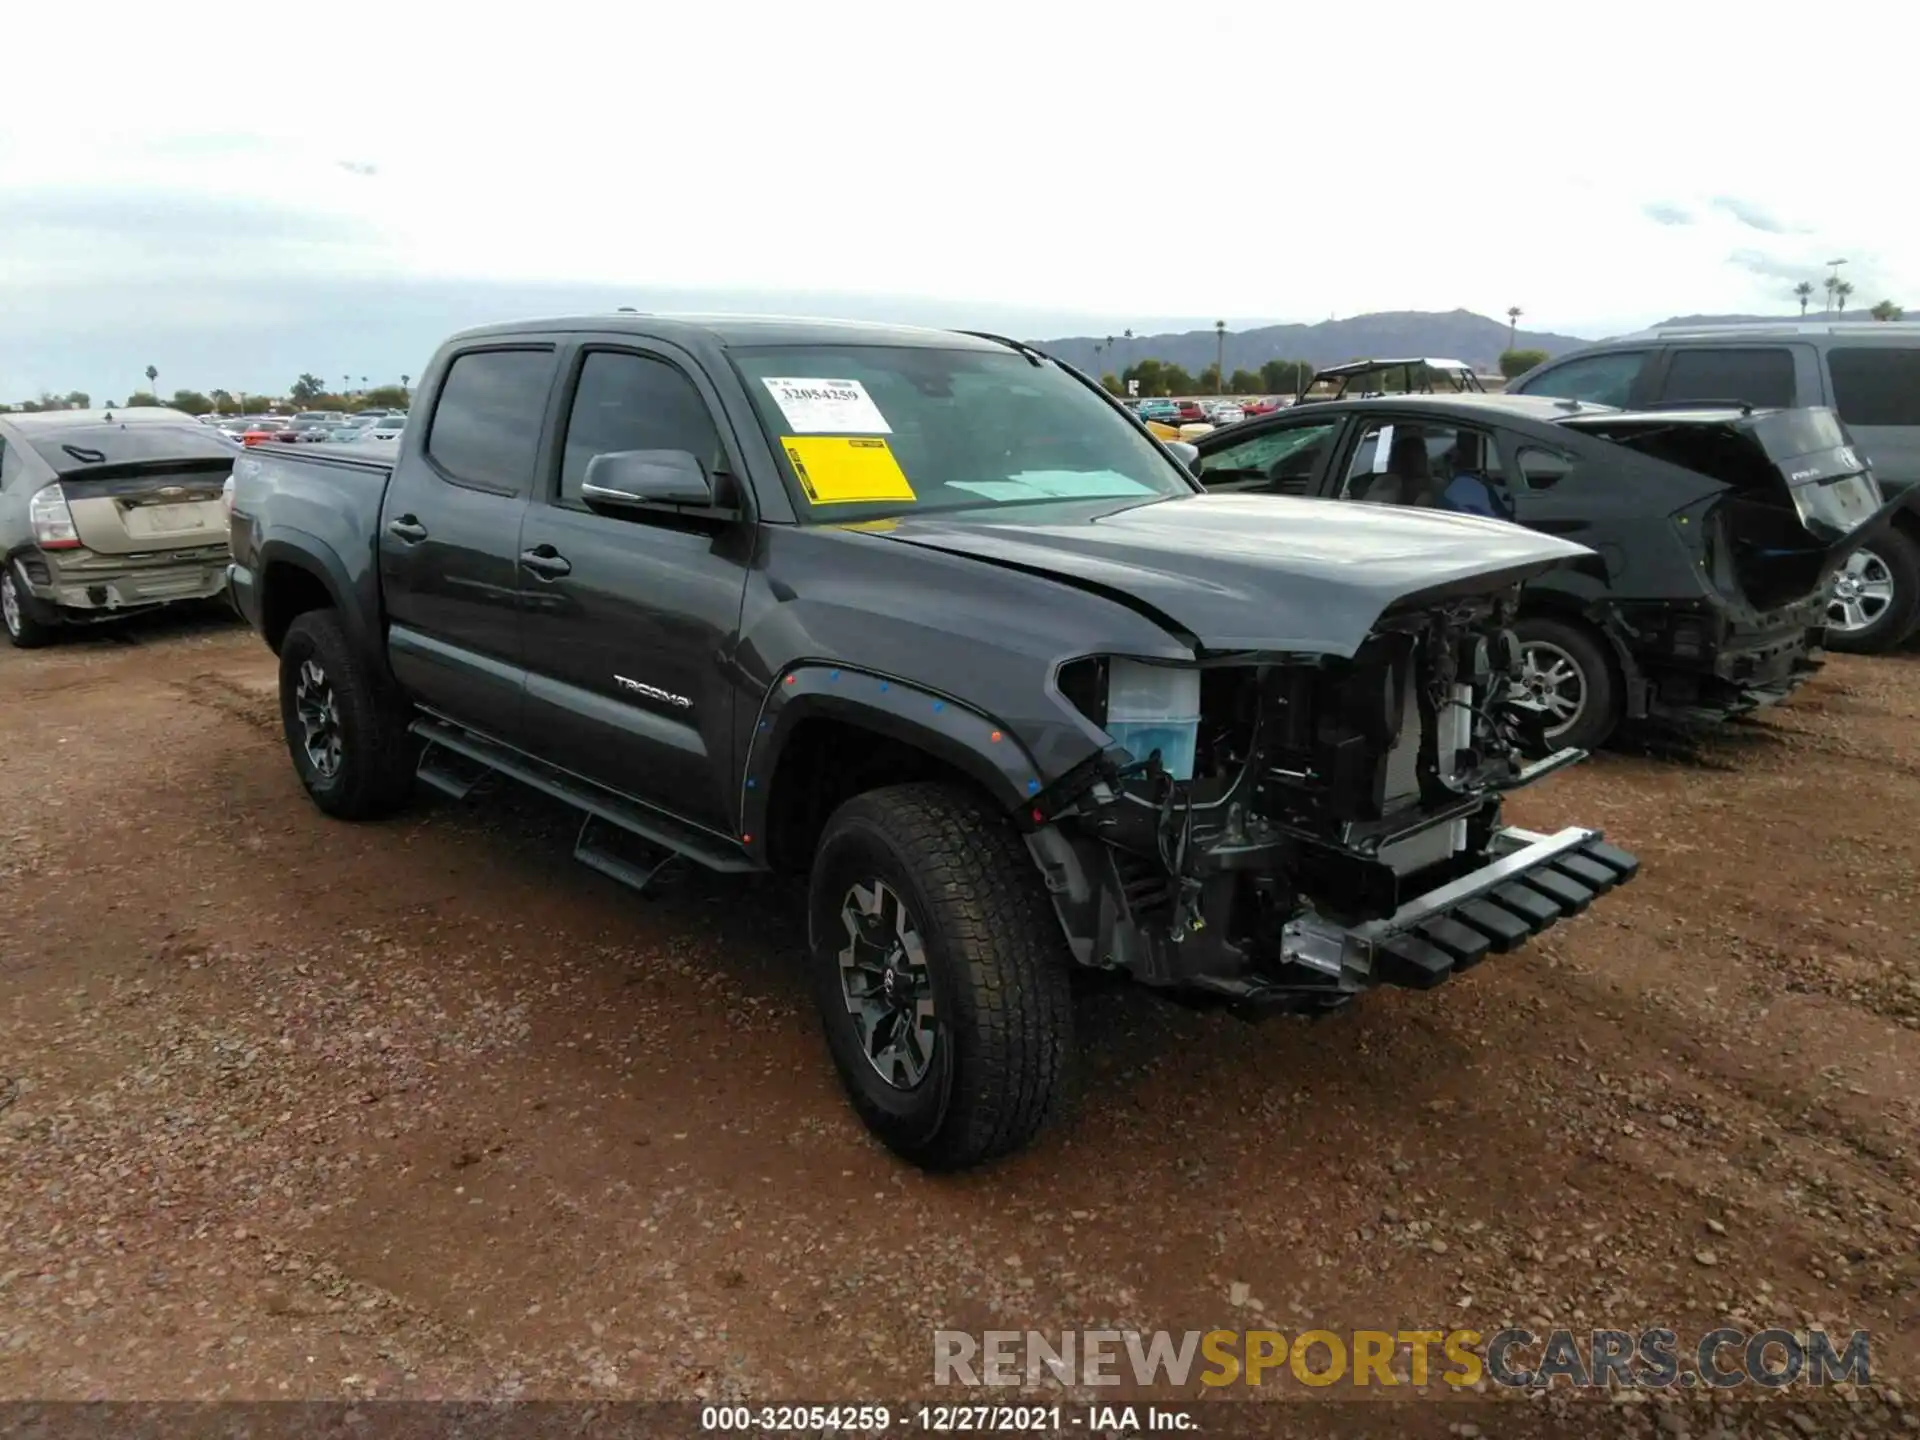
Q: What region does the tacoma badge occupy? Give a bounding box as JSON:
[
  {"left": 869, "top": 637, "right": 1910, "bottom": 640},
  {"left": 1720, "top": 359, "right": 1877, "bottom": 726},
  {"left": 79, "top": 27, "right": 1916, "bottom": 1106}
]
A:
[{"left": 615, "top": 675, "right": 692, "bottom": 709}]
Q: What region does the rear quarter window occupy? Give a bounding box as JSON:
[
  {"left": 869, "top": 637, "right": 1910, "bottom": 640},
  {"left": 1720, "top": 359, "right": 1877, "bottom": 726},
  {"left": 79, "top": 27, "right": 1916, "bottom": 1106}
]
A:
[
  {"left": 426, "top": 348, "right": 558, "bottom": 493},
  {"left": 1826, "top": 347, "right": 1920, "bottom": 427},
  {"left": 1658, "top": 347, "right": 1797, "bottom": 409}
]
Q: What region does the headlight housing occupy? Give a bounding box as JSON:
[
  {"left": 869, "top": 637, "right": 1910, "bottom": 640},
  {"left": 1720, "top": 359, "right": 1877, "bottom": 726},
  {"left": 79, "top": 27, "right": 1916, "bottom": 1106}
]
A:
[{"left": 1056, "top": 655, "right": 1202, "bottom": 780}]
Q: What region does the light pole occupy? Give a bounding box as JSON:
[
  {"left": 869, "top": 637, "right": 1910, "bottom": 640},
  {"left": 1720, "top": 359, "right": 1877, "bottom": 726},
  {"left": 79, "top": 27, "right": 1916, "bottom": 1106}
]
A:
[
  {"left": 1825, "top": 258, "right": 1848, "bottom": 314},
  {"left": 1214, "top": 320, "right": 1226, "bottom": 395}
]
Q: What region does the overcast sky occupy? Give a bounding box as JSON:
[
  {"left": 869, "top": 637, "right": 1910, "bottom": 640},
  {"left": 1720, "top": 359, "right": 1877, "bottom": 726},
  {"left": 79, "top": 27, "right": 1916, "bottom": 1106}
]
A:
[{"left": 2, "top": 0, "right": 1911, "bottom": 402}]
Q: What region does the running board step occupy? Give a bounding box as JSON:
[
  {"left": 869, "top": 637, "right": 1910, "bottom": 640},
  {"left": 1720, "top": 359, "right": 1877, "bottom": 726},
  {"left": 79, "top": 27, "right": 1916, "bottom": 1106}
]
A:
[
  {"left": 574, "top": 816, "right": 684, "bottom": 898},
  {"left": 408, "top": 716, "right": 760, "bottom": 876},
  {"left": 416, "top": 742, "right": 488, "bottom": 800}
]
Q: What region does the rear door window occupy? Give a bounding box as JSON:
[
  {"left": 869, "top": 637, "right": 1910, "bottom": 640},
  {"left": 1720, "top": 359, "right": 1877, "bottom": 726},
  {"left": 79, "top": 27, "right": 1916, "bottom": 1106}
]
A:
[
  {"left": 426, "top": 348, "right": 558, "bottom": 494},
  {"left": 1826, "top": 347, "right": 1920, "bottom": 426},
  {"left": 1512, "top": 350, "right": 1648, "bottom": 407},
  {"left": 1338, "top": 419, "right": 1514, "bottom": 516},
  {"left": 1657, "top": 347, "right": 1796, "bottom": 409}
]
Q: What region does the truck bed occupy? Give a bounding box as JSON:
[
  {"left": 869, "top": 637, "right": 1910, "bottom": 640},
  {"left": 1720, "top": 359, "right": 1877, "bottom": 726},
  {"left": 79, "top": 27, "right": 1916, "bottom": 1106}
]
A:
[{"left": 227, "top": 440, "right": 399, "bottom": 655}]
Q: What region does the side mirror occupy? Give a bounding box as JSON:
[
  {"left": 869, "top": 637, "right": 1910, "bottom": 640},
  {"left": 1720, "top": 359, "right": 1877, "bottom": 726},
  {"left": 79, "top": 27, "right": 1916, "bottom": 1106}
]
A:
[
  {"left": 580, "top": 449, "right": 713, "bottom": 511},
  {"left": 1167, "top": 440, "right": 1201, "bottom": 474}
]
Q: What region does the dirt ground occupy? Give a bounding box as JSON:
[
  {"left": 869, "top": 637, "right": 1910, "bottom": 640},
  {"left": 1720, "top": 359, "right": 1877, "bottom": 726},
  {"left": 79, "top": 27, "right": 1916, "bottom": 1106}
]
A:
[{"left": 2, "top": 612, "right": 1916, "bottom": 1438}]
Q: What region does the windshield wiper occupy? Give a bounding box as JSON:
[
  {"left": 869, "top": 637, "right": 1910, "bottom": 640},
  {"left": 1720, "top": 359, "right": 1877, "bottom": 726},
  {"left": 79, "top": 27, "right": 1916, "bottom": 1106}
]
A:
[
  {"left": 955, "top": 330, "right": 1048, "bottom": 367},
  {"left": 61, "top": 444, "right": 108, "bottom": 465}
]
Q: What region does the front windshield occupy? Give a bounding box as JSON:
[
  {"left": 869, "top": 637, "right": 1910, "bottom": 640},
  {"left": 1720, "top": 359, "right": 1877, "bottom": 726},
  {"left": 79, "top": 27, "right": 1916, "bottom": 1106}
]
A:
[{"left": 730, "top": 344, "right": 1194, "bottom": 520}]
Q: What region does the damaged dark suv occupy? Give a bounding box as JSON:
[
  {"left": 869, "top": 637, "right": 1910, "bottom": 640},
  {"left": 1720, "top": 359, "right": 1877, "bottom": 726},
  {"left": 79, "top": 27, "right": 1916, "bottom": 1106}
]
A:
[
  {"left": 1192, "top": 395, "right": 1898, "bottom": 750},
  {"left": 228, "top": 316, "right": 1641, "bottom": 1169}
]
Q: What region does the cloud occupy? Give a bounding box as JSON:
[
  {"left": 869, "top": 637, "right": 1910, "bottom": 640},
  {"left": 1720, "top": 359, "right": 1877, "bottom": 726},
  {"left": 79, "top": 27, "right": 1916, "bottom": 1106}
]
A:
[
  {"left": 1728, "top": 248, "right": 1815, "bottom": 283},
  {"left": 1642, "top": 202, "right": 1693, "bottom": 226},
  {"left": 1710, "top": 196, "right": 1800, "bottom": 235},
  {"left": 338, "top": 160, "right": 380, "bottom": 177},
  {"left": 0, "top": 186, "right": 394, "bottom": 291}
]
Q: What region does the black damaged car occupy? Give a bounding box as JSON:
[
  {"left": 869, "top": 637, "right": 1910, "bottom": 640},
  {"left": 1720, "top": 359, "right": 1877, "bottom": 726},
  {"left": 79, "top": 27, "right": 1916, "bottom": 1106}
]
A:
[
  {"left": 230, "top": 316, "right": 1644, "bottom": 1170},
  {"left": 1190, "top": 395, "right": 1900, "bottom": 750}
]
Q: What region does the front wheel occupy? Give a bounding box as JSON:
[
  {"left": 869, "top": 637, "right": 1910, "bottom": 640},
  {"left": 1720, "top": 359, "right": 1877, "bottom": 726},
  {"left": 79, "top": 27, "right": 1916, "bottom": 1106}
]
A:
[
  {"left": 1511, "top": 616, "right": 1620, "bottom": 752},
  {"left": 1824, "top": 530, "right": 1920, "bottom": 654},
  {"left": 277, "top": 609, "right": 418, "bottom": 819},
  {"left": 807, "top": 782, "right": 1073, "bottom": 1171}
]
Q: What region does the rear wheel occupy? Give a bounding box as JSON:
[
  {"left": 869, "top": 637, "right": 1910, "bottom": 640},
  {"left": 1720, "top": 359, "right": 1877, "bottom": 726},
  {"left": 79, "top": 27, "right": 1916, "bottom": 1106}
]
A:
[
  {"left": 807, "top": 782, "right": 1073, "bottom": 1171},
  {"left": 1, "top": 564, "right": 57, "bottom": 649},
  {"left": 1511, "top": 616, "right": 1620, "bottom": 752},
  {"left": 1824, "top": 530, "right": 1920, "bottom": 654},
  {"left": 277, "top": 609, "right": 417, "bottom": 819}
]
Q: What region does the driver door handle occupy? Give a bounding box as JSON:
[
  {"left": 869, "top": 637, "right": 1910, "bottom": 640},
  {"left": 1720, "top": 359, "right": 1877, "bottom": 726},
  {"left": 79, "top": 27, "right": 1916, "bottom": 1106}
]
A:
[
  {"left": 387, "top": 516, "right": 428, "bottom": 543},
  {"left": 519, "top": 545, "right": 572, "bottom": 579}
]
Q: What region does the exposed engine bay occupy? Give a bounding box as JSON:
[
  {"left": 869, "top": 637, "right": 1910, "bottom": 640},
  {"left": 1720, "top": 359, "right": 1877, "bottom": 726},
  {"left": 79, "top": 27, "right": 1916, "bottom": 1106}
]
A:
[{"left": 1026, "top": 585, "right": 1634, "bottom": 1011}]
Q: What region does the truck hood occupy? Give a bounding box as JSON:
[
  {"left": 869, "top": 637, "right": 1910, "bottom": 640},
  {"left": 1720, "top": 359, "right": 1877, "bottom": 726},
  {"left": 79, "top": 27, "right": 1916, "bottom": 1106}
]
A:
[{"left": 854, "top": 493, "right": 1593, "bottom": 656}]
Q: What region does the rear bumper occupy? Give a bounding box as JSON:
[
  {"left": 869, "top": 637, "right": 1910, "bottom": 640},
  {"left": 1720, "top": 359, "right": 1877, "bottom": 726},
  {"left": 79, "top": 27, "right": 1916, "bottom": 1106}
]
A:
[
  {"left": 1203, "top": 825, "right": 1639, "bottom": 1010},
  {"left": 226, "top": 561, "right": 260, "bottom": 630},
  {"left": 17, "top": 544, "right": 230, "bottom": 616},
  {"left": 1635, "top": 624, "right": 1823, "bottom": 725}
]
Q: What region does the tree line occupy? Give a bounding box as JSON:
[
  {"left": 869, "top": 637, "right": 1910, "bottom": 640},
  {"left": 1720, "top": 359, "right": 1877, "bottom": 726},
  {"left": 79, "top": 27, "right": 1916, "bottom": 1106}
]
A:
[
  {"left": 3, "top": 372, "right": 410, "bottom": 415},
  {"left": 1100, "top": 357, "right": 1321, "bottom": 398}
]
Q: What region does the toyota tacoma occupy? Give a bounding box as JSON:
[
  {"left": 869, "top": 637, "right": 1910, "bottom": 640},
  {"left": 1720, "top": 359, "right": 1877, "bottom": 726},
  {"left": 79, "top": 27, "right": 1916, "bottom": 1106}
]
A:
[{"left": 227, "top": 316, "right": 1640, "bottom": 1169}]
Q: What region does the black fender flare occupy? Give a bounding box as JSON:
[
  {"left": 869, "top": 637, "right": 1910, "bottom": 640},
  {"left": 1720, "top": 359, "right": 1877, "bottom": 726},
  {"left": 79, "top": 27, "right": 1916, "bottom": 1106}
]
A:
[
  {"left": 736, "top": 662, "right": 1046, "bottom": 855},
  {"left": 254, "top": 530, "right": 379, "bottom": 666}
]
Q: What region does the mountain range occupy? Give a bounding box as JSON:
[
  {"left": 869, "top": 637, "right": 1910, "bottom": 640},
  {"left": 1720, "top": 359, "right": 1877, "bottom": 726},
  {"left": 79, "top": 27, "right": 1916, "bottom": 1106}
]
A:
[
  {"left": 1032, "top": 309, "right": 1593, "bottom": 378},
  {"left": 1032, "top": 307, "right": 1899, "bottom": 380}
]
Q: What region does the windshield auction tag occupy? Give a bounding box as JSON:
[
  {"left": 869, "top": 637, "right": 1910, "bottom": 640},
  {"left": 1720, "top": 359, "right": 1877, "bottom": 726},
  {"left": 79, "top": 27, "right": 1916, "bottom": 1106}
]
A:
[
  {"left": 760, "top": 377, "right": 892, "bottom": 434},
  {"left": 781, "top": 435, "right": 917, "bottom": 505}
]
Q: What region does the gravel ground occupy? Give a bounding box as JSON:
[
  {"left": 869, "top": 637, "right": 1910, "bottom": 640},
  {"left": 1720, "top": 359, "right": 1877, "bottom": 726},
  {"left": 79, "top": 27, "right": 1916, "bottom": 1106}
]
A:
[{"left": 1, "top": 611, "right": 1915, "bottom": 1438}]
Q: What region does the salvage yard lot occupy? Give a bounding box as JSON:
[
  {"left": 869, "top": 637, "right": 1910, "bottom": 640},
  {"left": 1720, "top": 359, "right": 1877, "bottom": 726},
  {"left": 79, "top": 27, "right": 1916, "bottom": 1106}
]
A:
[{"left": 2, "top": 616, "right": 1917, "bottom": 1430}]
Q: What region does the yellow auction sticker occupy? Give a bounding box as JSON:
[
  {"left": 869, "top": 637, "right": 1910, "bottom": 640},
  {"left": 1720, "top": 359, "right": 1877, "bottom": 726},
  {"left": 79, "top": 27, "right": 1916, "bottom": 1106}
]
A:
[{"left": 781, "top": 435, "right": 917, "bottom": 506}]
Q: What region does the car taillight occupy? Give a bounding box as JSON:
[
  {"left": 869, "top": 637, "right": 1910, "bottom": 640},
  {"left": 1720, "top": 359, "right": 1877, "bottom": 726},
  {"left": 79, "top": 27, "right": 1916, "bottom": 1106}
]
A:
[{"left": 29, "top": 484, "right": 82, "bottom": 550}]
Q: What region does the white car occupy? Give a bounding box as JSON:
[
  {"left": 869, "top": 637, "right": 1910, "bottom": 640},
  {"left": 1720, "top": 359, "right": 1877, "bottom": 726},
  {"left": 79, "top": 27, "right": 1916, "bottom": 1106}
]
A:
[
  {"left": 1211, "top": 403, "right": 1245, "bottom": 426},
  {"left": 355, "top": 415, "right": 407, "bottom": 442}
]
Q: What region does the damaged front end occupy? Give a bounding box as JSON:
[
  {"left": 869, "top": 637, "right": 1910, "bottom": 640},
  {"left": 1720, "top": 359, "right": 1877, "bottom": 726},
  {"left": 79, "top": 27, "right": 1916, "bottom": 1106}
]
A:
[{"left": 1025, "top": 587, "right": 1638, "bottom": 1012}]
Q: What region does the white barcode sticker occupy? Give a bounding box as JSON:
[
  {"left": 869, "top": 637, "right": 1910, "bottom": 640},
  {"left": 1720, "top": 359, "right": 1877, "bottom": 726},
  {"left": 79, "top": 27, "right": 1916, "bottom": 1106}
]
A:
[{"left": 760, "top": 377, "right": 892, "bottom": 435}]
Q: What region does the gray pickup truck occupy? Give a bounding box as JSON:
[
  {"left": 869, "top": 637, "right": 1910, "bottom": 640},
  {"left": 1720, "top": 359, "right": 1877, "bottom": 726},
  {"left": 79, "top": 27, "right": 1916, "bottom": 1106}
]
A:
[{"left": 228, "top": 314, "right": 1639, "bottom": 1169}]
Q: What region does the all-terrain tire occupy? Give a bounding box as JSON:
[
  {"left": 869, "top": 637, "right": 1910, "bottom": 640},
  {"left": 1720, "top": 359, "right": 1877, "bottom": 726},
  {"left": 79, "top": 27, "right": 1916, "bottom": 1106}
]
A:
[
  {"left": 2, "top": 564, "right": 58, "bottom": 649},
  {"left": 807, "top": 782, "right": 1073, "bottom": 1171},
  {"left": 1823, "top": 527, "right": 1920, "bottom": 655},
  {"left": 277, "top": 609, "right": 417, "bottom": 820},
  {"left": 1513, "top": 615, "right": 1621, "bottom": 752}
]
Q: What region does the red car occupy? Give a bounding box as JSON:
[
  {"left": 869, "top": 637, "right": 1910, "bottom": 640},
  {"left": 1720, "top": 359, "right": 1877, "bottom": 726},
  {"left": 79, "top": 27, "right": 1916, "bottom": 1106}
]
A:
[
  {"left": 1174, "top": 400, "right": 1207, "bottom": 424},
  {"left": 1242, "top": 397, "right": 1286, "bottom": 417}
]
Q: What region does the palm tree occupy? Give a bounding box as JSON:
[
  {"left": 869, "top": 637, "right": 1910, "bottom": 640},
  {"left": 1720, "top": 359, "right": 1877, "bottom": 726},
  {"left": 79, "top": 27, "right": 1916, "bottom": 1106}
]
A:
[
  {"left": 1870, "top": 299, "right": 1905, "bottom": 322},
  {"left": 1506, "top": 306, "right": 1522, "bottom": 349},
  {"left": 1834, "top": 280, "right": 1855, "bottom": 316},
  {"left": 144, "top": 364, "right": 158, "bottom": 397},
  {"left": 1214, "top": 320, "right": 1227, "bottom": 394},
  {"left": 1793, "top": 281, "right": 1814, "bottom": 315},
  {"left": 1823, "top": 275, "right": 1839, "bottom": 313}
]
